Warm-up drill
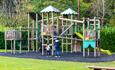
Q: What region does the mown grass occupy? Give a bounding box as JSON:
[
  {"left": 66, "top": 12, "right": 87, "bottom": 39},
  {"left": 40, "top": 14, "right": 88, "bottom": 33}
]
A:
[
  {"left": 0, "top": 49, "right": 114, "bottom": 70},
  {"left": 0, "top": 56, "right": 115, "bottom": 70}
]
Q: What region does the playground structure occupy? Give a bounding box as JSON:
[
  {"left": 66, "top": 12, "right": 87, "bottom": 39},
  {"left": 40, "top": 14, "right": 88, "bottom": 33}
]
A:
[
  {"left": 27, "top": 12, "right": 41, "bottom": 52},
  {"left": 5, "top": 5, "right": 111, "bottom": 57},
  {"left": 5, "top": 12, "right": 41, "bottom": 54},
  {"left": 59, "top": 8, "right": 101, "bottom": 57}
]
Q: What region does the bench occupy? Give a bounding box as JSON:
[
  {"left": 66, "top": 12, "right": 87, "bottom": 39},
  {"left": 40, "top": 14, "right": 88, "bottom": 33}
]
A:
[{"left": 88, "top": 66, "right": 115, "bottom": 70}]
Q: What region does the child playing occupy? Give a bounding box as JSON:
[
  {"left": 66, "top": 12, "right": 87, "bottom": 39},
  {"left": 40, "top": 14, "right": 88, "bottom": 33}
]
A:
[
  {"left": 86, "top": 29, "right": 91, "bottom": 40},
  {"left": 86, "top": 28, "right": 96, "bottom": 40},
  {"left": 45, "top": 43, "right": 51, "bottom": 57}
]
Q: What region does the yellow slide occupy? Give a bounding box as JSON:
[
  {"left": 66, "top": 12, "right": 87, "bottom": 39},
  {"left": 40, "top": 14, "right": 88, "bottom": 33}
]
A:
[
  {"left": 75, "top": 32, "right": 112, "bottom": 56},
  {"left": 100, "top": 49, "right": 112, "bottom": 55},
  {"left": 75, "top": 32, "right": 83, "bottom": 39}
]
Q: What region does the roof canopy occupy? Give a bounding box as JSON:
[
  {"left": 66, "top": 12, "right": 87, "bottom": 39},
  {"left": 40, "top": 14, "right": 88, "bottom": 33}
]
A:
[
  {"left": 29, "top": 12, "right": 42, "bottom": 20},
  {"left": 41, "top": 5, "right": 60, "bottom": 13},
  {"left": 61, "top": 8, "right": 78, "bottom": 15}
]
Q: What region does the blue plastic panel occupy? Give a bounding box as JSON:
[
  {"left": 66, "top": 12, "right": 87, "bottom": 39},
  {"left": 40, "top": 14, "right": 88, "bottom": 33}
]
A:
[{"left": 83, "top": 40, "right": 96, "bottom": 48}]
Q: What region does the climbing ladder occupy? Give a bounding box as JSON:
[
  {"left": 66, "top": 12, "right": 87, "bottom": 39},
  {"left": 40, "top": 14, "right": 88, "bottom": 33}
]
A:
[{"left": 61, "top": 19, "right": 74, "bottom": 53}]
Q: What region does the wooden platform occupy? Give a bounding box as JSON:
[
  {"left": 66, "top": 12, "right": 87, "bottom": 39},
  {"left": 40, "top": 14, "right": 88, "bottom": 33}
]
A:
[{"left": 88, "top": 66, "right": 115, "bottom": 70}]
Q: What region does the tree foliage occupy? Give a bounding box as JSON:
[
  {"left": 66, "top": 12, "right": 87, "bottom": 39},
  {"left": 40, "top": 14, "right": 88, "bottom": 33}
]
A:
[
  {"left": 0, "top": 0, "right": 28, "bottom": 27},
  {"left": 0, "top": 0, "right": 114, "bottom": 27}
]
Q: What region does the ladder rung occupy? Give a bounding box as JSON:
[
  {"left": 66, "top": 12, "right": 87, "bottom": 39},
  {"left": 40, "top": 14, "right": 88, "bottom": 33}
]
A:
[
  {"left": 62, "top": 43, "right": 72, "bottom": 44},
  {"left": 42, "top": 44, "right": 52, "bottom": 46},
  {"left": 42, "top": 44, "right": 47, "bottom": 46}
]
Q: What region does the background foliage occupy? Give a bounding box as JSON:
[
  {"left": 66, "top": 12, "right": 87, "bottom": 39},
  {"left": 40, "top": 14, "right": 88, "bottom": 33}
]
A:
[{"left": 101, "top": 27, "right": 115, "bottom": 52}]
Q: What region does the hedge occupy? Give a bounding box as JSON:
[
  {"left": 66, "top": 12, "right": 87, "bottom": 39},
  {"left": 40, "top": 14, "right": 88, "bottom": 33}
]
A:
[
  {"left": 100, "top": 27, "right": 115, "bottom": 52},
  {"left": 0, "top": 32, "right": 5, "bottom": 49}
]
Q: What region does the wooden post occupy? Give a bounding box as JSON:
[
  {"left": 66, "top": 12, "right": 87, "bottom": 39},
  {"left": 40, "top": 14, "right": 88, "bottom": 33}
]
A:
[
  {"left": 97, "top": 40, "right": 100, "bottom": 56},
  {"left": 11, "top": 40, "right": 13, "bottom": 53},
  {"left": 94, "top": 48, "right": 96, "bottom": 57},
  {"left": 75, "top": 22, "right": 77, "bottom": 52},
  {"left": 83, "top": 18, "right": 85, "bottom": 57},
  {"left": 5, "top": 32, "right": 7, "bottom": 53},
  {"left": 47, "top": 13, "right": 49, "bottom": 24},
  {"left": 5, "top": 40, "right": 7, "bottom": 53},
  {"left": 41, "top": 13, "right": 44, "bottom": 55},
  {"left": 28, "top": 13, "right": 30, "bottom": 52},
  {"left": 71, "top": 14, "right": 73, "bottom": 53},
  {"left": 19, "top": 27, "right": 22, "bottom": 54},
  {"left": 94, "top": 17, "right": 96, "bottom": 57},
  {"left": 42, "top": 36, "right": 44, "bottom": 55},
  {"left": 88, "top": 18, "right": 90, "bottom": 29},
  {"left": 98, "top": 20, "right": 101, "bottom": 40},
  {"left": 78, "top": 0, "right": 80, "bottom": 19},
  {"left": 66, "top": 20, "right": 68, "bottom": 52},
  {"left": 57, "top": 13, "right": 59, "bottom": 34},
  {"left": 102, "top": 0, "right": 105, "bottom": 26},
  {"left": 87, "top": 18, "right": 90, "bottom": 56},
  {"left": 13, "top": 39, "right": 16, "bottom": 54},
  {"left": 62, "top": 15, "right": 64, "bottom": 53},
  {"left": 32, "top": 20, "right": 35, "bottom": 51},
  {"left": 98, "top": 20, "right": 101, "bottom": 56},
  {"left": 47, "top": 13, "right": 49, "bottom": 44},
  {"left": 36, "top": 13, "right": 38, "bottom": 52},
  {"left": 94, "top": 17, "right": 96, "bottom": 38},
  {"left": 88, "top": 48, "right": 89, "bottom": 56},
  {"left": 51, "top": 12, "right": 54, "bottom": 56}
]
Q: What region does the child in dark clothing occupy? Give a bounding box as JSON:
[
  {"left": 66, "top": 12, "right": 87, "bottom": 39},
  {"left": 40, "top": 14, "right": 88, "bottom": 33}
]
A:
[{"left": 54, "top": 39, "right": 61, "bottom": 57}]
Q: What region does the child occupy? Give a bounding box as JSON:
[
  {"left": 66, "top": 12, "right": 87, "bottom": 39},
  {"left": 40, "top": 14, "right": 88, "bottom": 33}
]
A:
[
  {"left": 86, "top": 29, "right": 96, "bottom": 40},
  {"left": 45, "top": 43, "right": 51, "bottom": 57},
  {"left": 54, "top": 39, "right": 61, "bottom": 57},
  {"left": 86, "top": 29, "right": 91, "bottom": 40}
]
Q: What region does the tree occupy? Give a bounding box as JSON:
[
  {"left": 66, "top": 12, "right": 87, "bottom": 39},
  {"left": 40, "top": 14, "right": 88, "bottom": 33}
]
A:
[
  {"left": 0, "top": 0, "right": 114, "bottom": 27},
  {"left": 0, "top": 0, "right": 28, "bottom": 27},
  {"left": 29, "top": 0, "right": 70, "bottom": 12},
  {"left": 90, "top": 0, "right": 114, "bottom": 18}
]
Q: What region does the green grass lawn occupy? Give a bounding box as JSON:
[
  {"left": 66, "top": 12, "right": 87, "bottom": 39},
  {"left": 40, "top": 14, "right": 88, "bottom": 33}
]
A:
[
  {"left": 0, "top": 49, "right": 114, "bottom": 70},
  {"left": 0, "top": 49, "right": 27, "bottom": 52},
  {"left": 0, "top": 56, "right": 115, "bottom": 70}
]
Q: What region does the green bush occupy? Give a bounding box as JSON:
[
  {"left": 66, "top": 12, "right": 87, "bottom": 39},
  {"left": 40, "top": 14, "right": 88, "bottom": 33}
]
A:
[{"left": 101, "top": 27, "right": 115, "bottom": 52}]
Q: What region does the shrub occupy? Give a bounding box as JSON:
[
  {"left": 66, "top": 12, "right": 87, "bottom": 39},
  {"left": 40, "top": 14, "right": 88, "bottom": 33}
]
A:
[
  {"left": 0, "top": 32, "right": 5, "bottom": 49},
  {"left": 100, "top": 27, "right": 115, "bottom": 52}
]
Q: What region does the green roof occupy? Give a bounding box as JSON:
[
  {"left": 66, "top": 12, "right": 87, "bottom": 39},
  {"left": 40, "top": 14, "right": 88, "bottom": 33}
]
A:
[
  {"left": 41, "top": 5, "right": 60, "bottom": 13},
  {"left": 61, "top": 8, "right": 78, "bottom": 15}
]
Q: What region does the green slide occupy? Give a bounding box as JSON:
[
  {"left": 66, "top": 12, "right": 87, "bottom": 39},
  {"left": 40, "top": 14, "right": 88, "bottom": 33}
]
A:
[{"left": 75, "top": 32, "right": 83, "bottom": 39}]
